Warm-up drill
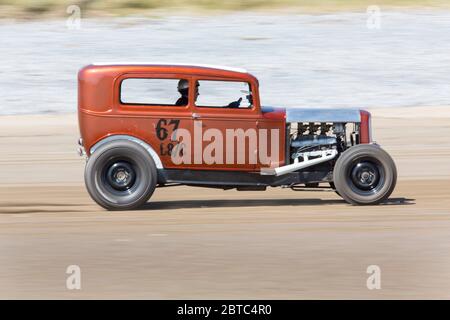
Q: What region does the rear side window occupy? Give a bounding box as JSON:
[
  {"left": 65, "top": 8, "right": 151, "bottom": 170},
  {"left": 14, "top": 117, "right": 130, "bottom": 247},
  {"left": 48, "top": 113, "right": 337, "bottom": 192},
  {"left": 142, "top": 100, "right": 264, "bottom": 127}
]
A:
[
  {"left": 120, "top": 78, "right": 187, "bottom": 106},
  {"left": 195, "top": 80, "right": 253, "bottom": 109}
]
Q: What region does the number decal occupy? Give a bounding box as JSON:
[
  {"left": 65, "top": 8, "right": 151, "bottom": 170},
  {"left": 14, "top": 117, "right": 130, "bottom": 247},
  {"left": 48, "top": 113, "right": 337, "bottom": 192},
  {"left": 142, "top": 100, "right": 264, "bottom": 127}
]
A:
[
  {"left": 159, "top": 142, "right": 175, "bottom": 156},
  {"left": 168, "top": 119, "right": 180, "bottom": 132},
  {"left": 156, "top": 119, "right": 169, "bottom": 141},
  {"left": 156, "top": 119, "right": 181, "bottom": 156}
]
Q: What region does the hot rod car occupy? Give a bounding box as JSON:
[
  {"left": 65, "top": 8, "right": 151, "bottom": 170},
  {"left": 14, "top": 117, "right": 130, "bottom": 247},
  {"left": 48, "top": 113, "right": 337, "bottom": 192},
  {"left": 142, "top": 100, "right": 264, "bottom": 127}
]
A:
[{"left": 78, "top": 63, "right": 397, "bottom": 210}]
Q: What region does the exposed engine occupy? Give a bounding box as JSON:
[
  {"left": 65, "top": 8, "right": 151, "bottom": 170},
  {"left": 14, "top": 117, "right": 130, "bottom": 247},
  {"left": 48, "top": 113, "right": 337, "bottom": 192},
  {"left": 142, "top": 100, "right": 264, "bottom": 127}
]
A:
[{"left": 288, "top": 122, "right": 359, "bottom": 165}]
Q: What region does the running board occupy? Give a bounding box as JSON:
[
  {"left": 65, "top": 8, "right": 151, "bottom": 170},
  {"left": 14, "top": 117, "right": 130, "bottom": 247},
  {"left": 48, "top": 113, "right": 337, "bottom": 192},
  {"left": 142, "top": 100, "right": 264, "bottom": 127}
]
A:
[{"left": 260, "top": 149, "right": 338, "bottom": 176}]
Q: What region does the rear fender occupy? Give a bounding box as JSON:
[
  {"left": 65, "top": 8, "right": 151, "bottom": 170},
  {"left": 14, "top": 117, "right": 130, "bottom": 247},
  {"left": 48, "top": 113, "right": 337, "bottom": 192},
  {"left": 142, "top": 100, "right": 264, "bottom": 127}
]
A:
[{"left": 89, "top": 135, "right": 163, "bottom": 169}]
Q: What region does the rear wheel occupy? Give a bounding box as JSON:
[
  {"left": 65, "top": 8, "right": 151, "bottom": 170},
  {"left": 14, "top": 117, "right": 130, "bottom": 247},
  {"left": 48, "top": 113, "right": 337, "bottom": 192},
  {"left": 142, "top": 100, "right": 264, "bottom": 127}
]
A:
[
  {"left": 84, "top": 140, "right": 157, "bottom": 210},
  {"left": 333, "top": 144, "right": 397, "bottom": 205}
]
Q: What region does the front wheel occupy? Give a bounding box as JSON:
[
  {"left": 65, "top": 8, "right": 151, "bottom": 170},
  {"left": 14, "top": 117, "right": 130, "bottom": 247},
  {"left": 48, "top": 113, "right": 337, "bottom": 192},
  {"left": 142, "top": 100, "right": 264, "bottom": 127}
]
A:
[
  {"left": 333, "top": 144, "right": 397, "bottom": 205},
  {"left": 84, "top": 140, "right": 157, "bottom": 210}
]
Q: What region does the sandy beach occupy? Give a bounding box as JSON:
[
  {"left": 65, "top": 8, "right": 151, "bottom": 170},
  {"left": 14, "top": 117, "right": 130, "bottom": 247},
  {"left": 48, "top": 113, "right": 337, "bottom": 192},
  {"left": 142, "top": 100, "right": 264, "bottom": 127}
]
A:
[{"left": 0, "top": 106, "right": 449, "bottom": 299}]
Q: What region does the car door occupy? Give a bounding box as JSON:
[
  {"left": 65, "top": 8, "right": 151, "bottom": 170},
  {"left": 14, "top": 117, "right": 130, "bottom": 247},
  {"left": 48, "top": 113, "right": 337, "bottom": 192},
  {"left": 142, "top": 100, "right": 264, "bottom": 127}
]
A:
[{"left": 188, "top": 78, "right": 261, "bottom": 171}]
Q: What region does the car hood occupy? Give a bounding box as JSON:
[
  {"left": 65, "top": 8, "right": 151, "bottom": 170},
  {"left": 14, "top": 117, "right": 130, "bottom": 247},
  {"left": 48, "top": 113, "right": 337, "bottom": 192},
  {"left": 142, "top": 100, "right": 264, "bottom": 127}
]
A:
[
  {"left": 260, "top": 106, "right": 286, "bottom": 120},
  {"left": 261, "top": 106, "right": 362, "bottom": 123}
]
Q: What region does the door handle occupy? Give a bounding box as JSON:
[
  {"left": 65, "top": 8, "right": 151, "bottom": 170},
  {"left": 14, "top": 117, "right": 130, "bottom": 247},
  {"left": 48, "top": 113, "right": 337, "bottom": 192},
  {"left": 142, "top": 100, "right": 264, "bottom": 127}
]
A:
[{"left": 192, "top": 113, "right": 201, "bottom": 120}]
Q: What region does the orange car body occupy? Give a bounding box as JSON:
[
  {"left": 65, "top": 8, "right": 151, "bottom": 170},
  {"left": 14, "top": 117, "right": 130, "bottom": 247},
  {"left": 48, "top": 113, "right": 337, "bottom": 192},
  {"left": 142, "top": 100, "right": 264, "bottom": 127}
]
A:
[
  {"left": 78, "top": 63, "right": 287, "bottom": 171},
  {"left": 78, "top": 63, "right": 371, "bottom": 172},
  {"left": 77, "top": 63, "right": 398, "bottom": 210}
]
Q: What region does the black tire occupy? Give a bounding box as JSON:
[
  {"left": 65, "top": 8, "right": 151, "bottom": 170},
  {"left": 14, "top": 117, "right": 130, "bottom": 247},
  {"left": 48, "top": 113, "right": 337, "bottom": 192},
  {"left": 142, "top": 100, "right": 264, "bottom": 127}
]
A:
[
  {"left": 333, "top": 144, "right": 397, "bottom": 205},
  {"left": 84, "top": 140, "right": 157, "bottom": 210}
]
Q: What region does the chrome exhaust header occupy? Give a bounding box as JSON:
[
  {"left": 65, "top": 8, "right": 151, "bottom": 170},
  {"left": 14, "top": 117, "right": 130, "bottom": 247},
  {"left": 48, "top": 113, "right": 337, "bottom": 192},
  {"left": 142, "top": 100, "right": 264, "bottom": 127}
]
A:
[{"left": 260, "top": 149, "right": 338, "bottom": 176}]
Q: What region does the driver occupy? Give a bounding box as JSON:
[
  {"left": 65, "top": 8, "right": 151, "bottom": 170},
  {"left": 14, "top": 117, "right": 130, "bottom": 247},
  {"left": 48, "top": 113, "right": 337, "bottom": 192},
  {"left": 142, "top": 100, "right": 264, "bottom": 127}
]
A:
[
  {"left": 175, "top": 79, "right": 200, "bottom": 106},
  {"left": 175, "top": 79, "right": 189, "bottom": 106}
]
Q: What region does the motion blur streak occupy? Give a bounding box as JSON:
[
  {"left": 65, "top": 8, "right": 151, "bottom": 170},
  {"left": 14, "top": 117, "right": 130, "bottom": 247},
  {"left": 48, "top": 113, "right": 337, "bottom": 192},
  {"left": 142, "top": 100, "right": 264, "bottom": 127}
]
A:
[
  {"left": 1, "top": 11, "right": 450, "bottom": 115},
  {"left": 1, "top": 107, "right": 450, "bottom": 298}
]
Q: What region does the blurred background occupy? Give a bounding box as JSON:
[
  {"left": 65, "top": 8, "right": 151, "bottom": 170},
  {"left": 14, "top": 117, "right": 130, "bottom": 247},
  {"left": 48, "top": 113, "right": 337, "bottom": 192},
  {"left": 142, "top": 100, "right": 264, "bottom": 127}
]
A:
[{"left": 1, "top": 0, "right": 450, "bottom": 114}]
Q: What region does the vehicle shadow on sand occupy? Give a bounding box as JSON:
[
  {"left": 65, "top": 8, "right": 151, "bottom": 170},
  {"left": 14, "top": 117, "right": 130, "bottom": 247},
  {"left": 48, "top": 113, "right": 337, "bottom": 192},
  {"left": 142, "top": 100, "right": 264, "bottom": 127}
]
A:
[{"left": 140, "top": 197, "right": 415, "bottom": 211}]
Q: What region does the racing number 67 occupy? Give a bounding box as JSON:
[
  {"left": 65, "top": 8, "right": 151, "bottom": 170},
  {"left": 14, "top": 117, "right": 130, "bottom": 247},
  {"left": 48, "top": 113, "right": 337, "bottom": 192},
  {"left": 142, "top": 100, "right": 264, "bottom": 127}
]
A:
[{"left": 156, "top": 119, "right": 180, "bottom": 156}]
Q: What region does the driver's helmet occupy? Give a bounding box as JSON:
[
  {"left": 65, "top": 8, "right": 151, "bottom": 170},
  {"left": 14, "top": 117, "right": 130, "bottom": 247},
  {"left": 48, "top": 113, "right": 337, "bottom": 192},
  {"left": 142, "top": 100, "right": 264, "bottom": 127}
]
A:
[{"left": 177, "top": 79, "right": 189, "bottom": 94}]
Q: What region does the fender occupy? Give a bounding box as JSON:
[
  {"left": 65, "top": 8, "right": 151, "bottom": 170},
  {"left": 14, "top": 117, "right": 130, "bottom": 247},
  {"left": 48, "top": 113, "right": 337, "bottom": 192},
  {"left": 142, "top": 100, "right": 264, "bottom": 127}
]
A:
[{"left": 89, "top": 135, "right": 164, "bottom": 169}]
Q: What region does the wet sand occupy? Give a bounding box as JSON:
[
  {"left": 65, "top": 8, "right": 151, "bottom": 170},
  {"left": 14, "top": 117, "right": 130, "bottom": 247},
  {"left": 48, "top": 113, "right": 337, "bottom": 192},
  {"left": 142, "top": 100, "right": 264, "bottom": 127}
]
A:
[{"left": 1, "top": 107, "right": 450, "bottom": 299}]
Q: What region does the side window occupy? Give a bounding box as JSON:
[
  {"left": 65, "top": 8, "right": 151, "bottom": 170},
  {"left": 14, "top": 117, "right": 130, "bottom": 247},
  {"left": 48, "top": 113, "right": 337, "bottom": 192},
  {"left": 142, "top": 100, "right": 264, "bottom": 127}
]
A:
[
  {"left": 120, "top": 78, "right": 188, "bottom": 106},
  {"left": 195, "top": 80, "right": 253, "bottom": 109}
]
